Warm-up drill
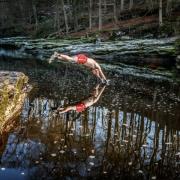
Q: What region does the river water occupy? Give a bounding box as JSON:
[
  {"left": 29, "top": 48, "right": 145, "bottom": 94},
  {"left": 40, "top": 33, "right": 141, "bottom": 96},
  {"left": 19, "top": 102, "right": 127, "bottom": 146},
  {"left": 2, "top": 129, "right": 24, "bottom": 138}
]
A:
[{"left": 0, "top": 57, "right": 180, "bottom": 179}]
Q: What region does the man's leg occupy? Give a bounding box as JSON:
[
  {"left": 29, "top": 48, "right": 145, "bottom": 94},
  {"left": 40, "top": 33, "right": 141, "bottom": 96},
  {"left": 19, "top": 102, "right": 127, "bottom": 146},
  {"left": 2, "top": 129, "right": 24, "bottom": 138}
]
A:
[
  {"left": 95, "top": 64, "right": 107, "bottom": 81},
  {"left": 98, "top": 68, "right": 107, "bottom": 81},
  {"left": 92, "top": 69, "right": 101, "bottom": 79}
]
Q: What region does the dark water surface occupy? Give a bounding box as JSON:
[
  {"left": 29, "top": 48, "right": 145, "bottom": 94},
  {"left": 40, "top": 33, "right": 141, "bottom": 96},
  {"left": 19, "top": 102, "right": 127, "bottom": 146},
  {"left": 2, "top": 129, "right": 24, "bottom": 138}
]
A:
[{"left": 0, "top": 58, "right": 180, "bottom": 180}]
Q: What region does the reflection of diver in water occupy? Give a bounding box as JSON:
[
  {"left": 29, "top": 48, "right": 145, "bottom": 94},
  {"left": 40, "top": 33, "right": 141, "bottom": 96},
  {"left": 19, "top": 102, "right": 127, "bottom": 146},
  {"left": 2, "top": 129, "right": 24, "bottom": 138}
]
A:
[{"left": 56, "top": 84, "right": 106, "bottom": 114}]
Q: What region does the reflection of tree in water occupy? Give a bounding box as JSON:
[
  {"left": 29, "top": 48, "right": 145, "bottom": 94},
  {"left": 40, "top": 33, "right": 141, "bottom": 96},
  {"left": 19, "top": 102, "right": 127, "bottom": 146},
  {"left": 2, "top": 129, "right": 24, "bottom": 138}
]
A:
[
  {"left": 0, "top": 93, "right": 179, "bottom": 179},
  {"left": 0, "top": 53, "right": 180, "bottom": 179},
  {"left": 1, "top": 128, "right": 45, "bottom": 168}
]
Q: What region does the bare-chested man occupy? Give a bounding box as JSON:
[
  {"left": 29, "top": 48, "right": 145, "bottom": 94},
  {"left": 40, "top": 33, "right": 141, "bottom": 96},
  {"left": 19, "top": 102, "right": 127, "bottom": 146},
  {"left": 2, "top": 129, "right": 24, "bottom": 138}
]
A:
[{"left": 49, "top": 52, "right": 108, "bottom": 83}]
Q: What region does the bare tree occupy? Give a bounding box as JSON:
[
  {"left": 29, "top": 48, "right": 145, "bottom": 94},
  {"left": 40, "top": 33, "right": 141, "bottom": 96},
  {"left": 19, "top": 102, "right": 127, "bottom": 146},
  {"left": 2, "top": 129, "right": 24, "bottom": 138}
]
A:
[
  {"left": 113, "top": 0, "right": 118, "bottom": 25},
  {"left": 55, "top": 0, "right": 61, "bottom": 33},
  {"left": 129, "top": 0, "right": 133, "bottom": 10},
  {"left": 121, "top": 0, "right": 124, "bottom": 11},
  {"left": 159, "top": 0, "right": 163, "bottom": 26},
  {"left": 72, "top": 0, "right": 78, "bottom": 32},
  {"left": 99, "top": 0, "right": 102, "bottom": 30},
  {"left": 89, "top": 0, "right": 92, "bottom": 31},
  {"left": 166, "top": 0, "right": 172, "bottom": 16},
  {"left": 61, "top": 0, "right": 69, "bottom": 34},
  {"left": 104, "top": 0, "right": 107, "bottom": 12},
  {"left": 32, "top": 0, "right": 38, "bottom": 31}
]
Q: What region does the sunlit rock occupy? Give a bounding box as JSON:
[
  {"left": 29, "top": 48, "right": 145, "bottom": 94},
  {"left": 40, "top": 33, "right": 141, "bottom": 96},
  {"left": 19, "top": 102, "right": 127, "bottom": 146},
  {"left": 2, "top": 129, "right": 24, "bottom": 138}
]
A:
[{"left": 0, "top": 71, "right": 31, "bottom": 133}]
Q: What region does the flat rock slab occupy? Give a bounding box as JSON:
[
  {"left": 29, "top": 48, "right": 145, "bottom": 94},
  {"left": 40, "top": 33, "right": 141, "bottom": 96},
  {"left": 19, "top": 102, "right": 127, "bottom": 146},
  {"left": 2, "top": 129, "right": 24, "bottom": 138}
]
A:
[
  {"left": 0, "top": 37, "right": 177, "bottom": 61},
  {"left": 0, "top": 71, "right": 30, "bottom": 133}
]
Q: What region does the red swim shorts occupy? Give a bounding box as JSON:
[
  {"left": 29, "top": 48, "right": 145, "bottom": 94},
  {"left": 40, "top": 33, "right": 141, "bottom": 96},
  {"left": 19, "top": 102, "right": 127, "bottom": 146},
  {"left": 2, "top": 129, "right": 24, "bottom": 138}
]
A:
[
  {"left": 76, "top": 54, "right": 88, "bottom": 64},
  {"left": 76, "top": 102, "right": 86, "bottom": 112}
]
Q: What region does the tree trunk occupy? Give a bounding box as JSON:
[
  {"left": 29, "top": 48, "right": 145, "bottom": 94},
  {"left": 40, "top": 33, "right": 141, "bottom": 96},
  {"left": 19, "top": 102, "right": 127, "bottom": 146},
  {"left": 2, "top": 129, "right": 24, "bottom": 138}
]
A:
[
  {"left": 145, "top": 0, "right": 153, "bottom": 10},
  {"left": 113, "top": 0, "right": 118, "bottom": 25},
  {"left": 104, "top": 0, "right": 107, "bottom": 12},
  {"left": 121, "top": 0, "right": 124, "bottom": 11},
  {"left": 73, "top": 0, "right": 78, "bottom": 32},
  {"left": 159, "top": 0, "right": 163, "bottom": 26},
  {"left": 32, "top": 1, "right": 38, "bottom": 31},
  {"left": 89, "top": 0, "right": 92, "bottom": 31},
  {"left": 166, "top": 0, "right": 172, "bottom": 16},
  {"left": 18, "top": 0, "right": 25, "bottom": 24},
  {"left": 98, "top": 0, "right": 102, "bottom": 31},
  {"left": 0, "top": 1, "right": 6, "bottom": 27},
  {"left": 129, "top": 0, "right": 133, "bottom": 10},
  {"left": 61, "top": 0, "right": 69, "bottom": 34},
  {"left": 55, "top": 0, "right": 61, "bottom": 32}
]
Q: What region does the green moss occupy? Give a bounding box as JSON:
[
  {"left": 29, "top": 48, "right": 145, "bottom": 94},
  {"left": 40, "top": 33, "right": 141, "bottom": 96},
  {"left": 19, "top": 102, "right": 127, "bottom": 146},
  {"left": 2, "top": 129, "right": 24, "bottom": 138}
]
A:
[
  {"left": 175, "top": 38, "right": 180, "bottom": 55},
  {"left": 0, "top": 83, "right": 9, "bottom": 122},
  {"left": 157, "top": 47, "right": 177, "bottom": 56},
  {"left": 0, "top": 74, "right": 28, "bottom": 124}
]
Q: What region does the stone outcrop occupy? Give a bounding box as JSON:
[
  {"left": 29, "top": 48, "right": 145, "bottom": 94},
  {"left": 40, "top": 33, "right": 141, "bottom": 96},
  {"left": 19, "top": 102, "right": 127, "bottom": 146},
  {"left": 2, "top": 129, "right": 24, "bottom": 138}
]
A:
[{"left": 0, "top": 71, "right": 31, "bottom": 133}]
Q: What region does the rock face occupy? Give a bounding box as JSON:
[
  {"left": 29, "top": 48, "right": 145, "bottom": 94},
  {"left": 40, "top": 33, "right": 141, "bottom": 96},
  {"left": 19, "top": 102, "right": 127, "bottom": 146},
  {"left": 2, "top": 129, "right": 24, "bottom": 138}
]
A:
[{"left": 0, "top": 71, "right": 30, "bottom": 133}]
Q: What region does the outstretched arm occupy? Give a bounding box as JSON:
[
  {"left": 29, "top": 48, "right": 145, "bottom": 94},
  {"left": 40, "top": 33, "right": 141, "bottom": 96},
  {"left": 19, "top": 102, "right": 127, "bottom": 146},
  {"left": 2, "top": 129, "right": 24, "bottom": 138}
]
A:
[
  {"left": 57, "top": 106, "right": 76, "bottom": 114},
  {"left": 49, "top": 52, "right": 74, "bottom": 63},
  {"left": 57, "top": 54, "right": 74, "bottom": 62}
]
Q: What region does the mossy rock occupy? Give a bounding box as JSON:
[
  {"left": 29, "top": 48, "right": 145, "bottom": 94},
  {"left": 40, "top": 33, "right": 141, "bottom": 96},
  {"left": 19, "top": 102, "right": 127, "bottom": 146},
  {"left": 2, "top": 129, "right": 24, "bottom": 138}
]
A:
[
  {"left": 175, "top": 38, "right": 180, "bottom": 54},
  {"left": 0, "top": 71, "right": 31, "bottom": 133}
]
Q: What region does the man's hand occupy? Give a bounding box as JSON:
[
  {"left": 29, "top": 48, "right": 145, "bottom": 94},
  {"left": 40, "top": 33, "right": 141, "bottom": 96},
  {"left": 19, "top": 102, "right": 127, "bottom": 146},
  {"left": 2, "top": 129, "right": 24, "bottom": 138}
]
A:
[
  {"left": 48, "top": 52, "right": 59, "bottom": 64},
  {"left": 54, "top": 51, "right": 59, "bottom": 57},
  {"left": 57, "top": 54, "right": 63, "bottom": 59}
]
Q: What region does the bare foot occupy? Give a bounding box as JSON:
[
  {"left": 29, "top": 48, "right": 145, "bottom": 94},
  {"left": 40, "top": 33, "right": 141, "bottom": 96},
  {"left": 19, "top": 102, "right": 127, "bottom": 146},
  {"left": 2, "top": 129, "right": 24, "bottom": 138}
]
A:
[
  {"left": 49, "top": 52, "right": 59, "bottom": 63},
  {"left": 101, "top": 79, "right": 110, "bottom": 85}
]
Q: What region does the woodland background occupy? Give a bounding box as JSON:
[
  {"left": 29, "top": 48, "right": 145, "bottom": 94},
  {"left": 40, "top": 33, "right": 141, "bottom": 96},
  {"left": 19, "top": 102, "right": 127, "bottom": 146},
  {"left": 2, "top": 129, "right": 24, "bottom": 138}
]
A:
[{"left": 0, "top": 0, "right": 179, "bottom": 39}]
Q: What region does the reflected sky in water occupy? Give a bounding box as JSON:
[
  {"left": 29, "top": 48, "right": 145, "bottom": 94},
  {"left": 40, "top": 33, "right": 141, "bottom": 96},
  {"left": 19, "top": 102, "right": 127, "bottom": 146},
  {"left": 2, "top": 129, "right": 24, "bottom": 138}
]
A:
[{"left": 0, "top": 58, "right": 180, "bottom": 179}]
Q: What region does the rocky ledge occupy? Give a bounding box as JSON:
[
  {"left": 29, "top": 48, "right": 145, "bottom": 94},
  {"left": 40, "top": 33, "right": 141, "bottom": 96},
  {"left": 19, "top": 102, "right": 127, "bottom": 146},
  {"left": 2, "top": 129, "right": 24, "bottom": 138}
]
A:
[
  {"left": 0, "top": 37, "right": 178, "bottom": 68},
  {"left": 0, "top": 71, "right": 31, "bottom": 133}
]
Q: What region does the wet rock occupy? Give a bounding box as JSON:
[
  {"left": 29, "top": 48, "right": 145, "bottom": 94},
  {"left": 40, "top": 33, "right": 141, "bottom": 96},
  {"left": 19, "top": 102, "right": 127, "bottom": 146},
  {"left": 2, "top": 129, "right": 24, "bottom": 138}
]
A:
[
  {"left": 0, "top": 37, "right": 177, "bottom": 66},
  {"left": 120, "top": 35, "right": 132, "bottom": 40},
  {"left": 0, "top": 71, "right": 31, "bottom": 132}
]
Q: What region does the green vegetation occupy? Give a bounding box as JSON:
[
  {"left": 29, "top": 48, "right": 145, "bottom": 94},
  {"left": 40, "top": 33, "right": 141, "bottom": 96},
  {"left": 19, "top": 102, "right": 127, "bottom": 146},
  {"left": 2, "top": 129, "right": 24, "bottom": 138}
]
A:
[
  {"left": 175, "top": 38, "right": 180, "bottom": 54},
  {"left": 0, "top": 0, "right": 179, "bottom": 39}
]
